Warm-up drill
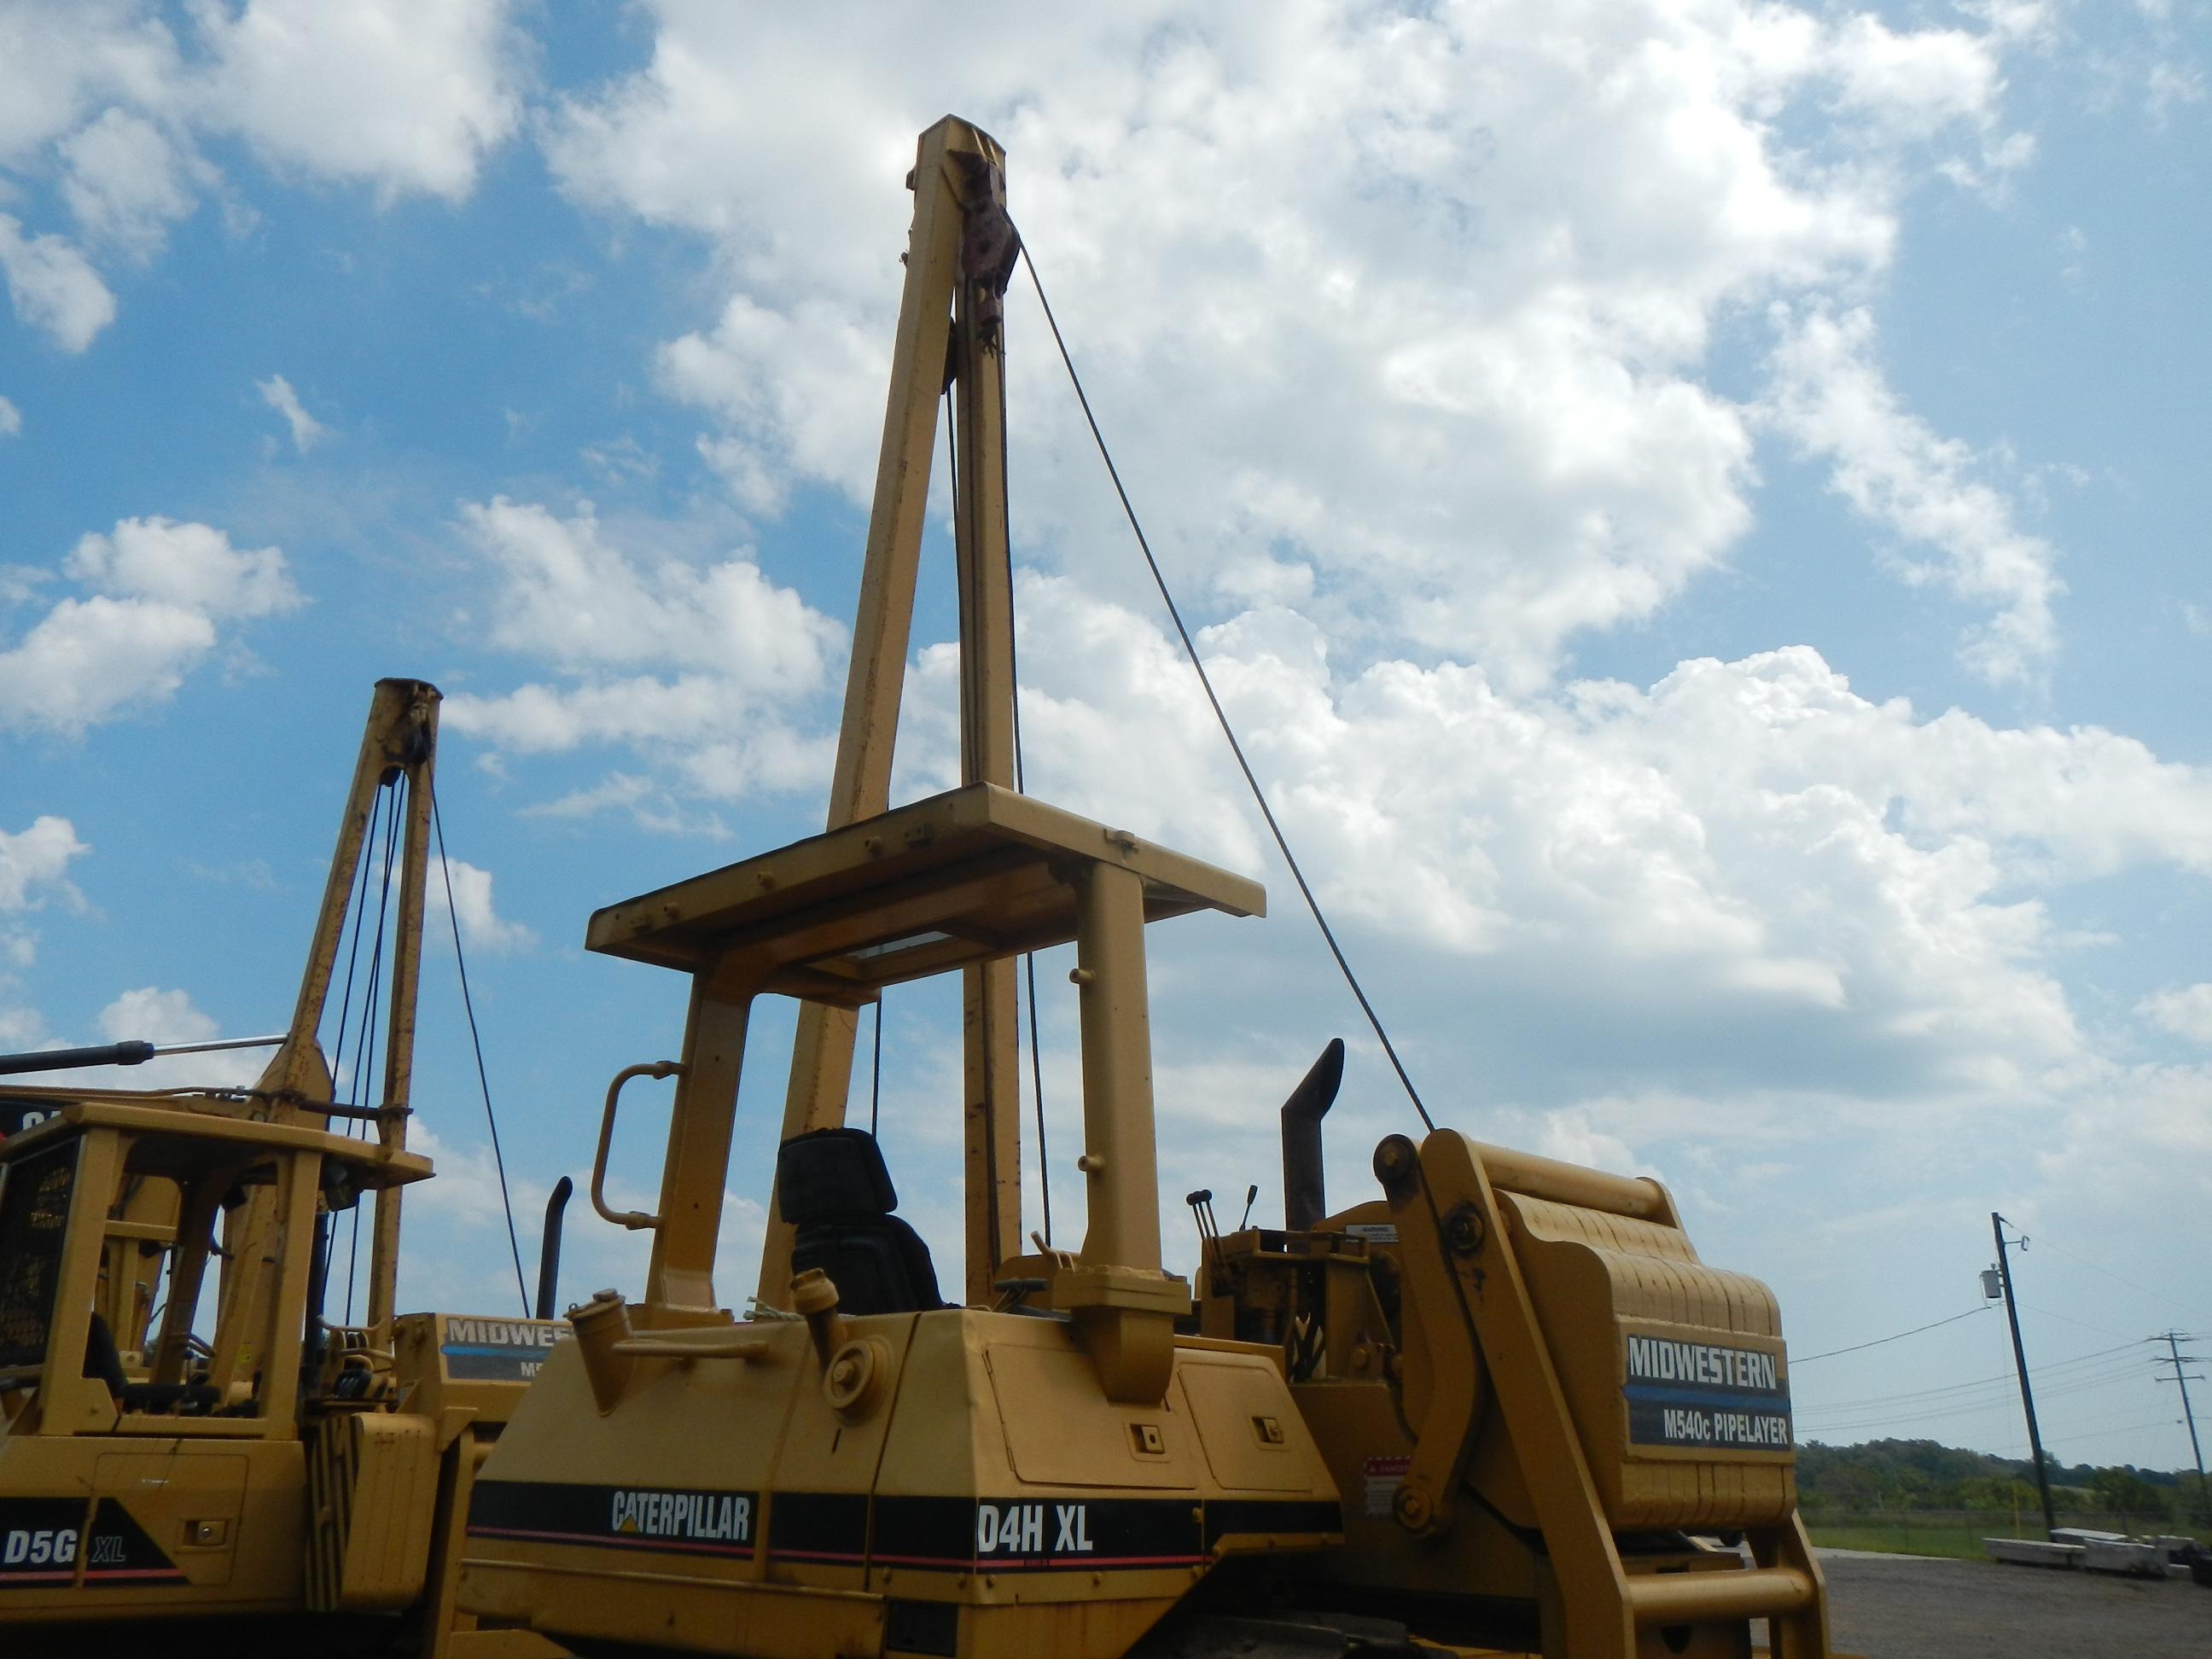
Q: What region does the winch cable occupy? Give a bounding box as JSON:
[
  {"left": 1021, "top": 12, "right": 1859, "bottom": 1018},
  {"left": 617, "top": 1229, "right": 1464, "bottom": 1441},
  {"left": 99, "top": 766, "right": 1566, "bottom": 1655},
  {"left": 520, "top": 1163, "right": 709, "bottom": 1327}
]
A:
[
  {"left": 946, "top": 381, "right": 1054, "bottom": 1244},
  {"left": 318, "top": 778, "right": 385, "bottom": 1324},
  {"left": 869, "top": 999, "right": 882, "bottom": 1138},
  {"left": 1005, "top": 481, "right": 1053, "bottom": 1246},
  {"left": 431, "top": 789, "right": 532, "bottom": 1316},
  {"left": 326, "top": 781, "right": 384, "bottom": 1085},
  {"left": 1021, "top": 248, "right": 1436, "bottom": 1132},
  {"left": 345, "top": 782, "right": 405, "bottom": 1324}
]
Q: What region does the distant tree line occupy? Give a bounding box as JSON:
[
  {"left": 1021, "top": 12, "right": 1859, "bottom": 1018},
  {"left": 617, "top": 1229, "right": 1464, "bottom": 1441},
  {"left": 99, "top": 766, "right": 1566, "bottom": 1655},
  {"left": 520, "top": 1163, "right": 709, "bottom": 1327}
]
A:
[{"left": 1798, "top": 1438, "right": 2205, "bottom": 1524}]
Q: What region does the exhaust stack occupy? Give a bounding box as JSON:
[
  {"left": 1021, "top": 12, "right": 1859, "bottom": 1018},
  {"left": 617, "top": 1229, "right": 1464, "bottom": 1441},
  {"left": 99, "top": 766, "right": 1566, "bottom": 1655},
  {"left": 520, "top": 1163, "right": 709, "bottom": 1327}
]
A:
[
  {"left": 1279, "top": 1039, "right": 1346, "bottom": 1232},
  {"left": 536, "top": 1176, "right": 574, "bottom": 1321}
]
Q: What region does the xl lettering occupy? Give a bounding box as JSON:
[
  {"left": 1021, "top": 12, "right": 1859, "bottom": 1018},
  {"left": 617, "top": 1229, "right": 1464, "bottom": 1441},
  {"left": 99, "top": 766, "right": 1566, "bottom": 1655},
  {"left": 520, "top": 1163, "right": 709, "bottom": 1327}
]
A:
[{"left": 1053, "top": 1505, "right": 1092, "bottom": 1553}]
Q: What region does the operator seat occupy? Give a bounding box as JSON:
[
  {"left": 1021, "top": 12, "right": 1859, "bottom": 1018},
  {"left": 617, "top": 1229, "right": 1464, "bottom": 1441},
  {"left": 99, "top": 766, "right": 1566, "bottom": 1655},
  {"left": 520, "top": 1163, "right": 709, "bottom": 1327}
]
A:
[
  {"left": 777, "top": 1127, "right": 944, "bottom": 1315},
  {"left": 83, "top": 1312, "right": 218, "bottom": 1412}
]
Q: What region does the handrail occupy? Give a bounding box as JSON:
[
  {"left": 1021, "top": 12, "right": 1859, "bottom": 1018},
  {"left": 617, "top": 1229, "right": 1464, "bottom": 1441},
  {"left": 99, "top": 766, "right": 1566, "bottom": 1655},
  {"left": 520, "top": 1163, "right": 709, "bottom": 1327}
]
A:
[{"left": 591, "top": 1062, "right": 683, "bottom": 1230}]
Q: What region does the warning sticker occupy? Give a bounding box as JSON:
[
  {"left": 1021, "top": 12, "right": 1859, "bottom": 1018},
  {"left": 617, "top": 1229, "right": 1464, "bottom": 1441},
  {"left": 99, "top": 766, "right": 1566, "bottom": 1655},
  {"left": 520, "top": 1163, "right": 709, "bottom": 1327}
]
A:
[
  {"left": 1360, "top": 1456, "right": 1410, "bottom": 1518},
  {"left": 1342, "top": 1222, "right": 1398, "bottom": 1244}
]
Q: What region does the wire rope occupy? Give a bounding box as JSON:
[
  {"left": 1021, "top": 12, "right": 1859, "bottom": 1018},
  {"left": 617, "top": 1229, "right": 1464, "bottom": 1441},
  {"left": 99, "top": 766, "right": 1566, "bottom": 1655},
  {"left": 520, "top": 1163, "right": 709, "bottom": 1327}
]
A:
[
  {"left": 344, "top": 780, "right": 404, "bottom": 1324},
  {"left": 430, "top": 788, "right": 531, "bottom": 1315},
  {"left": 1022, "top": 247, "right": 1435, "bottom": 1132}
]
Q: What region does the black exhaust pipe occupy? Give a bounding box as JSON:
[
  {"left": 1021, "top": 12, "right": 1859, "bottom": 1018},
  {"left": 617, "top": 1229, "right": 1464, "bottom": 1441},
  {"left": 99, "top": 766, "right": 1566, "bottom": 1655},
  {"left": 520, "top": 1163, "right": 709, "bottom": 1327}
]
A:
[
  {"left": 1280, "top": 1039, "right": 1346, "bottom": 1232},
  {"left": 535, "top": 1176, "right": 573, "bottom": 1320}
]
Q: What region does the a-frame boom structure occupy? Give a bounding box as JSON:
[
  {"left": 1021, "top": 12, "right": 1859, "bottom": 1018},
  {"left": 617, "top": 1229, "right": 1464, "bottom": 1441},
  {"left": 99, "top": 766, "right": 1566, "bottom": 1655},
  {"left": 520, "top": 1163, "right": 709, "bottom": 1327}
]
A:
[{"left": 757, "top": 117, "right": 1024, "bottom": 1307}]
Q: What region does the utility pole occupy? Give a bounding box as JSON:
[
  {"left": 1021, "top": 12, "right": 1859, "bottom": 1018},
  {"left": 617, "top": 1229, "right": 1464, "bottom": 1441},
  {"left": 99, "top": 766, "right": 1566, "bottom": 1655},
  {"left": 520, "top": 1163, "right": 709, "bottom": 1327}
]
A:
[
  {"left": 2152, "top": 1331, "right": 2209, "bottom": 1525},
  {"left": 1991, "top": 1214, "right": 2058, "bottom": 1538}
]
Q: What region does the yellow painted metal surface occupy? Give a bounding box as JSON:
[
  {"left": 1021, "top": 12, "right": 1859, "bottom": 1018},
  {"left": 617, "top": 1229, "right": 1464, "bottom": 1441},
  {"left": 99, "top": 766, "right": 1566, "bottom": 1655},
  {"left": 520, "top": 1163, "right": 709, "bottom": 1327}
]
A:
[
  {"left": 0, "top": 681, "right": 568, "bottom": 1657},
  {"left": 461, "top": 1306, "right": 1341, "bottom": 1658},
  {"left": 306, "top": 1409, "right": 439, "bottom": 1610}
]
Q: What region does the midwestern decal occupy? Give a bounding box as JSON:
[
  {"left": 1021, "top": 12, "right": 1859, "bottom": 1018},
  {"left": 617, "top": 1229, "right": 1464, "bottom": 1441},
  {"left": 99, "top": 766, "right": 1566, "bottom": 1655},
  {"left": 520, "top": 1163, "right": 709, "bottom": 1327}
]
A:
[
  {"left": 1622, "top": 1330, "right": 1792, "bottom": 1452},
  {"left": 0, "top": 1498, "right": 86, "bottom": 1589},
  {"left": 439, "top": 1317, "right": 567, "bottom": 1383},
  {"left": 468, "top": 1480, "right": 756, "bottom": 1559},
  {"left": 81, "top": 1498, "right": 186, "bottom": 1585}
]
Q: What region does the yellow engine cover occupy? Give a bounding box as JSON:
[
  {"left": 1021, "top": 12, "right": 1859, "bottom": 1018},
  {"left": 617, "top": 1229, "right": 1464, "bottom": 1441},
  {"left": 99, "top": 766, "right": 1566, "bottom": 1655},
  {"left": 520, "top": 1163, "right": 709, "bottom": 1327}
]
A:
[
  {"left": 1505, "top": 1190, "right": 1796, "bottom": 1531},
  {"left": 458, "top": 1309, "right": 1342, "bottom": 1659}
]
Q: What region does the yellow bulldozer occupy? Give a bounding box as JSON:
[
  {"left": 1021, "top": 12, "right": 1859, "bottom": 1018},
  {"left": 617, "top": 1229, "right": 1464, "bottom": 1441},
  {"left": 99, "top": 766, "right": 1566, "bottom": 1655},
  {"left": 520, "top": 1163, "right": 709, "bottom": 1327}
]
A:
[
  {"left": 451, "top": 118, "right": 1833, "bottom": 1658},
  {"left": 0, "top": 679, "right": 568, "bottom": 1656}
]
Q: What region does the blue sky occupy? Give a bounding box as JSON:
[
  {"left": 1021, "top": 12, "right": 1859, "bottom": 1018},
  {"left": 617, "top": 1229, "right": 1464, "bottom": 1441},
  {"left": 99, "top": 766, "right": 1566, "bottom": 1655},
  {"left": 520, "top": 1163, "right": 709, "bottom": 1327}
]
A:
[{"left": 3, "top": 1, "right": 2209, "bottom": 1475}]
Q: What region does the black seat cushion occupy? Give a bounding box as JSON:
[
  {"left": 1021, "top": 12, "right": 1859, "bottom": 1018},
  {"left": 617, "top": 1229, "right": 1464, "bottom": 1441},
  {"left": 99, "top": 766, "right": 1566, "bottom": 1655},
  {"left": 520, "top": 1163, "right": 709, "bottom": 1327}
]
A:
[
  {"left": 777, "top": 1129, "right": 943, "bottom": 1316},
  {"left": 779, "top": 1128, "right": 899, "bottom": 1224}
]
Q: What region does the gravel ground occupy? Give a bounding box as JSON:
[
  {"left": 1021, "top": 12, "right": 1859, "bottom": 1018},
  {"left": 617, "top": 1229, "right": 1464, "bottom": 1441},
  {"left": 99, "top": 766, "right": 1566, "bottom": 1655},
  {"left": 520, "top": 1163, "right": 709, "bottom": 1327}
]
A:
[{"left": 1819, "top": 1548, "right": 2210, "bottom": 1658}]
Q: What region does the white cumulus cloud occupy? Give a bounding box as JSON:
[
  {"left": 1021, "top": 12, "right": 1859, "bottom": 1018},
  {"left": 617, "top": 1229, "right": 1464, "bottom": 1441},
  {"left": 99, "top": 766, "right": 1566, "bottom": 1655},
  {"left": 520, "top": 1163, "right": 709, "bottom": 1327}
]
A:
[
  {"left": 58, "top": 104, "right": 205, "bottom": 258},
  {"left": 0, "top": 395, "right": 20, "bottom": 436},
  {"left": 948, "top": 577, "right": 2212, "bottom": 1123},
  {"left": 0, "top": 817, "right": 88, "bottom": 914},
  {"left": 441, "top": 498, "right": 845, "bottom": 808},
  {"left": 2140, "top": 984, "right": 2212, "bottom": 1046},
  {"left": 0, "top": 212, "right": 117, "bottom": 350},
  {"left": 189, "top": 0, "right": 524, "bottom": 203},
  {"left": 256, "top": 372, "right": 327, "bottom": 451},
  {"left": 0, "top": 515, "right": 303, "bottom": 736},
  {"left": 541, "top": 1, "right": 2048, "bottom": 696},
  {"left": 428, "top": 857, "right": 534, "bottom": 954},
  {"left": 0, "top": 1, "right": 527, "bottom": 343},
  {"left": 1767, "top": 306, "right": 2063, "bottom": 684}
]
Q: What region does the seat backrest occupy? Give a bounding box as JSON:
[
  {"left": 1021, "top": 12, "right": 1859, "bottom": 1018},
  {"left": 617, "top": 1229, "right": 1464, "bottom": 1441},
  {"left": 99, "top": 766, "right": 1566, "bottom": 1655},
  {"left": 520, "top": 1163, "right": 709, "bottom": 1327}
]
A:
[
  {"left": 83, "top": 1310, "right": 127, "bottom": 1393},
  {"left": 777, "top": 1129, "right": 943, "bottom": 1316}
]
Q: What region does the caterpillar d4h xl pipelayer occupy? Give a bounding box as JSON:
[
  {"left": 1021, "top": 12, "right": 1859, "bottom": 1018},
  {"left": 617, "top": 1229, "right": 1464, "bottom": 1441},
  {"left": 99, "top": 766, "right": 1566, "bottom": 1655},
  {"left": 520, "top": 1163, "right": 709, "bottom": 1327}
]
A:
[
  {"left": 0, "top": 679, "right": 568, "bottom": 1657},
  {"left": 456, "top": 119, "right": 1836, "bottom": 1659}
]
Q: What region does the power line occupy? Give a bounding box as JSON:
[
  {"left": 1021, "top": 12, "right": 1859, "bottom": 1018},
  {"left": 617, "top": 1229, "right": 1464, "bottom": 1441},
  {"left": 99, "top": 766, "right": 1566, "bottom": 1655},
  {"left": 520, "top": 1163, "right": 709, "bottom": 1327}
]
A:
[
  {"left": 2017, "top": 1301, "right": 2133, "bottom": 1341},
  {"left": 1798, "top": 1356, "right": 2153, "bottom": 1422},
  {"left": 1799, "top": 1365, "right": 2156, "bottom": 1434},
  {"left": 1792, "top": 1305, "right": 1993, "bottom": 1365},
  {"left": 2040, "top": 1417, "right": 2186, "bottom": 1451},
  {"left": 2032, "top": 1236, "right": 2212, "bottom": 1325}
]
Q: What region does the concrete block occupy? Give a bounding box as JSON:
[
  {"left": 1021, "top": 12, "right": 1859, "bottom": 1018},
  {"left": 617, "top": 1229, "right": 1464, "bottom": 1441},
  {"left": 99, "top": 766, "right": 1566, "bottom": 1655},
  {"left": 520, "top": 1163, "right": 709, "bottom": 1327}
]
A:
[
  {"left": 2081, "top": 1538, "right": 2165, "bottom": 1577},
  {"left": 1987, "top": 1537, "right": 2081, "bottom": 1569}
]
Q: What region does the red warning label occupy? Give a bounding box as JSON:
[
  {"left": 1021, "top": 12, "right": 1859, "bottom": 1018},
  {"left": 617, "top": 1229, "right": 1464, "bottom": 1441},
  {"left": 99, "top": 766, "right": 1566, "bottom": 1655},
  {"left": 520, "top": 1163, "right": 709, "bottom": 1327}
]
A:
[{"left": 1360, "top": 1455, "right": 1411, "bottom": 1518}]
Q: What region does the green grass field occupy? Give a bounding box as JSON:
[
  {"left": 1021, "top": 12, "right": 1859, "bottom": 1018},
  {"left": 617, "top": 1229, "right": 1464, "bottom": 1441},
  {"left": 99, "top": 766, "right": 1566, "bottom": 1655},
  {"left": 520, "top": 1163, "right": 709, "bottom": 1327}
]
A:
[
  {"left": 1807, "top": 1513, "right": 2212, "bottom": 1560},
  {"left": 1806, "top": 1523, "right": 2004, "bottom": 1560}
]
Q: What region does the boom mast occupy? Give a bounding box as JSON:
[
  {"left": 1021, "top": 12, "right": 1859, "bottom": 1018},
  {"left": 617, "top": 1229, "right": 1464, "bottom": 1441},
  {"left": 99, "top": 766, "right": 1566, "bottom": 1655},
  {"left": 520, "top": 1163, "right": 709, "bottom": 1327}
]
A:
[{"left": 757, "top": 117, "right": 1023, "bottom": 1307}]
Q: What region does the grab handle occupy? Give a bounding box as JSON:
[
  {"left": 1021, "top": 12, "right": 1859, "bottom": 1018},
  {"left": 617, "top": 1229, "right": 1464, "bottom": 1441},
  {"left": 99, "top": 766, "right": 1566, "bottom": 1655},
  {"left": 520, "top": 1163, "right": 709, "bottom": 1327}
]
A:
[{"left": 591, "top": 1061, "right": 683, "bottom": 1230}]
